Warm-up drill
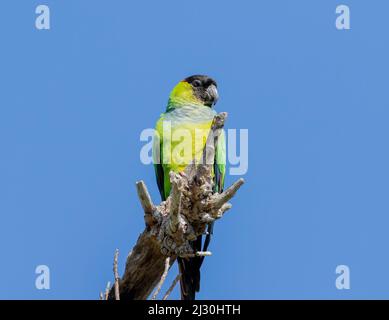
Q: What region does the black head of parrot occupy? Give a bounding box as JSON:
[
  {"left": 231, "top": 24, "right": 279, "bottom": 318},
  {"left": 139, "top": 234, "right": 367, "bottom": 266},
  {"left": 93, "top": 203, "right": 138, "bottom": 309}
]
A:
[{"left": 183, "top": 75, "right": 219, "bottom": 107}]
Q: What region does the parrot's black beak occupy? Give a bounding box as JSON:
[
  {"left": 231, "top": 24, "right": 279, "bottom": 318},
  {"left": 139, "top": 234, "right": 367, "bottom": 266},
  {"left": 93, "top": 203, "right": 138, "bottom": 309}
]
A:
[{"left": 205, "top": 84, "right": 219, "bottom": 107}]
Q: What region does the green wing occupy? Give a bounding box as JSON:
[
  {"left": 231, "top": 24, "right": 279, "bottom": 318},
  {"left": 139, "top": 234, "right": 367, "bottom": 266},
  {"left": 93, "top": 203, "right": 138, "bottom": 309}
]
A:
[
  {"left": 214, "top": 129, "right": 226, "bottom": 193},
  {"left": 153, "top": 118, "right": 166, "bottom": 201},
  {"left": 201, "top": 129, "right": 226, "bottom": 262}
]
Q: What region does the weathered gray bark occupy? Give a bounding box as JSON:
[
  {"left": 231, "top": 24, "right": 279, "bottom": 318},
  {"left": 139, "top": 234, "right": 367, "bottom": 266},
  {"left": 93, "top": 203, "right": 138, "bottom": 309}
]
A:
[{"left": 107, "top": 113, "right": 244, "bottom": 300}]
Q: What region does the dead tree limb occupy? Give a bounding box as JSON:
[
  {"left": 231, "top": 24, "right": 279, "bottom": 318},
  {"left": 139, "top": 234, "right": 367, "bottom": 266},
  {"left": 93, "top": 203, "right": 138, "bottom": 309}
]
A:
[
  {"left": 151, "top": 257, "right": 171, "bottom": 300},
  {"left": 113, "top": 249, "right": 120, "bottom": 300},
  {"left": 105, "top": 281, "right": 111, "bottom": 300},
  {"left": 163, "top": 274, "right": 181, "bottom": 300},
  {"left": 107, "top": 112, "right": 244, "bottom": 300}
]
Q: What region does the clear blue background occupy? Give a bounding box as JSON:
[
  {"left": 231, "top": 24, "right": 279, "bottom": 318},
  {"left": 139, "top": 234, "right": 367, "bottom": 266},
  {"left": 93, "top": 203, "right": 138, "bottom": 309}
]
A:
[{"left": 1, "top": 0, "right": 388, "bottom": 299}]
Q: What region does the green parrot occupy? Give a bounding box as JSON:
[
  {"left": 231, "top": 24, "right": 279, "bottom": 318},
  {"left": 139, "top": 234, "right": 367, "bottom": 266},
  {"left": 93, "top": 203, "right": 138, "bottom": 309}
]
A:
[{"left": 152, "top": 75, "right": 226, "bottom": 300}]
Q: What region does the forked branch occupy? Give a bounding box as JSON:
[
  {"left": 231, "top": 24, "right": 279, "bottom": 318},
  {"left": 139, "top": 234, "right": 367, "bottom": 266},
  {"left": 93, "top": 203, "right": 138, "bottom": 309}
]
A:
[{"left": 106, "top": 112, "right": 244, "bottom": 300}]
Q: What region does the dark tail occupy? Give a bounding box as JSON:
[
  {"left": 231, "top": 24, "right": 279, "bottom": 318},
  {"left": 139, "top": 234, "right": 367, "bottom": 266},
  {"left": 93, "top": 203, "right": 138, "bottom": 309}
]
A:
[
  {"left": 178, "top": 236, "right": 201, "bottom": 300},
  {"left": 178, "top": 223, "right": 214, "bottom": 300}
]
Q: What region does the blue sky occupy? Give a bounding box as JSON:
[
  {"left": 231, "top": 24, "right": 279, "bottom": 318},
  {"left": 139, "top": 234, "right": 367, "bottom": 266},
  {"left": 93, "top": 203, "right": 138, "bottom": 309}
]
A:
[{"left": 1, "top": 0, "right": 389, "bottom": 299}]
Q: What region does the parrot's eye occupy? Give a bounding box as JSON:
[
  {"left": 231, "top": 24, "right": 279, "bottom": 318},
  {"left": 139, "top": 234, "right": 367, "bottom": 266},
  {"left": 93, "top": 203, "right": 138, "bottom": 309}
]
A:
[{"left": 192, "top": 80, "right": 202, "bottom": 88}]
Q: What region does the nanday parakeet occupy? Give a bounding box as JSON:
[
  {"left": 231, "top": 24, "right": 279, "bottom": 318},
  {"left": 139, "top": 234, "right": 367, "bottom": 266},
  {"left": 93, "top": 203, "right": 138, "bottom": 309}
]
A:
[{"left": 152, "top": 75, "right": 226, "bottom": 300}]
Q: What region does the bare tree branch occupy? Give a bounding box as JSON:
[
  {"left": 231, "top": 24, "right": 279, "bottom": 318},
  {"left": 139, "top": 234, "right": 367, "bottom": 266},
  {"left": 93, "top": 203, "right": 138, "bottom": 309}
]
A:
[
  {"left": 136, "top": 181, "right": 156, "bottom": 228},
  {"left": 180, "top": 251, "right": 212, "bottom": 259},
  {"left": 105, "top": 281, "right": 111, "bottom": 300},
  {"left": 163, "top": 274, "right": 181, "bottom": 300},
  {"left": 151, "top": 257, "right": 171, "bottom": 300},
  {"left": 107, "top": 112, "right": 244, "bottom": 300},
  {"left": 113, "top": 249, "right": 120, "bottom": 300}
]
